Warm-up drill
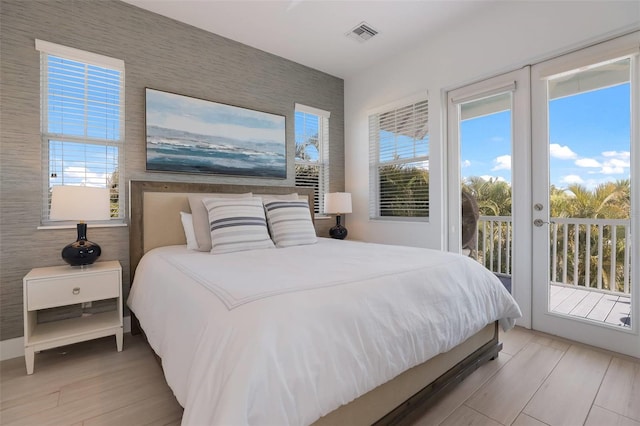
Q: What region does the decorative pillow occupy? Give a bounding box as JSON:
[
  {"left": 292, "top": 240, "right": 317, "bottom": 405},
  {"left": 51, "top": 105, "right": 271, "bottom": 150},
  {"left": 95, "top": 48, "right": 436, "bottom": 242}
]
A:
[
  {"left": 264, "top": 199, "right": 317, "bottom": 248},
  {"left": 179, "top": 212, "right": 199, "bottom": 250},
  {"left": 188, "top": 192, "right": 252, "bottom": 252},
  {"left": 203, "top": 197, "right": 274, "bottom": 254}
]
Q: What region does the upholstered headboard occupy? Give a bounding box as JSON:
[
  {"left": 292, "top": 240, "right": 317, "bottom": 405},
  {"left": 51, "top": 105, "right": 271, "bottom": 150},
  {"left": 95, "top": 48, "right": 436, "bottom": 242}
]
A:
[{"left": 129, "top": 180, "right": 315, "bottom": 278}]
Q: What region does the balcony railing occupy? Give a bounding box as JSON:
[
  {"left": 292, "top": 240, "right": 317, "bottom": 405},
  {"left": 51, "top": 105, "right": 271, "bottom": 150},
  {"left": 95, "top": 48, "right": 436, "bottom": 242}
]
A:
[{"left": 475, "top": 216, "right": 632, "bottom": 296}]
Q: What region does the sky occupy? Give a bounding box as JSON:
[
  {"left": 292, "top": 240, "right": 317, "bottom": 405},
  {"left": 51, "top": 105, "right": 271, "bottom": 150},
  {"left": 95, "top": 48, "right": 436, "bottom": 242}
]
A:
[{"left": 460, "top": 82, "right": 631, "bottom": 190}]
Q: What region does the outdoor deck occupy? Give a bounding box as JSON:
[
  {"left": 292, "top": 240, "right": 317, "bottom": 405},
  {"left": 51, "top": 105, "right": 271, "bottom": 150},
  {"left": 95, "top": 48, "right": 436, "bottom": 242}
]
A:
[
  {"left": 550, "top": 283, "right": 631, "bottom": 328},
  {"left": 478, "top": 215, "right": 632, "bottom": 329}
]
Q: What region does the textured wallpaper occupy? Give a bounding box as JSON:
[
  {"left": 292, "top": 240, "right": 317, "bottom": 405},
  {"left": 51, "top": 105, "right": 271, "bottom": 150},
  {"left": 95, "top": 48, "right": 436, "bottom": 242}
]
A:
[{"left": 0, "top": 0, "right": 344, "bottom": 340}]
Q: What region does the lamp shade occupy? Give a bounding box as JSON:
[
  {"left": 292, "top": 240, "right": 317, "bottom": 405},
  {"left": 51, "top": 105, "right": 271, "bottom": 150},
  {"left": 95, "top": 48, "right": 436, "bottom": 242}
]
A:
[
  {"left": 50, "top": 186, "right": 111, "bottom": 221},
  {"left": 324, "top": 192, "right": 352, "bottom": 214}
]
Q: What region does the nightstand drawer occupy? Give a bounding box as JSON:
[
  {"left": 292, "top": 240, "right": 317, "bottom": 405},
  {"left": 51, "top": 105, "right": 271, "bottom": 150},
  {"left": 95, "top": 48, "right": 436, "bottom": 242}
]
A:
[{"left": 27, "top": 271, "right": 120, "bottom": 310}]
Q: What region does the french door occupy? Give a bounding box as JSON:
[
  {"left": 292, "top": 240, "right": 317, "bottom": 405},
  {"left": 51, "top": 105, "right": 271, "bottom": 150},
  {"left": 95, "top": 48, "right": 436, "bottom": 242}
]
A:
[
  {"left": 531, "top": 34, "right": 640, "bottom": 357},
  {"left": 447, "top": 68, "right": 532, "bottom": 328},
  {"left": 448, "top": 32, "right": 640, "bottom": 357}
]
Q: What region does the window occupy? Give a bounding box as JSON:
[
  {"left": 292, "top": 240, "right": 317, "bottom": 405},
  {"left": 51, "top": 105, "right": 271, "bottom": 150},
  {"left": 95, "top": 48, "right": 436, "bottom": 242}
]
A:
[
  {"left": 37, "top": 40, "right": 124, "bottom": 223},
  {"left": 369, "top": 99, "right": 429, "bottom": 220},
  {"left": 294, "top": 104, "right": 330, "bottom": 215}
]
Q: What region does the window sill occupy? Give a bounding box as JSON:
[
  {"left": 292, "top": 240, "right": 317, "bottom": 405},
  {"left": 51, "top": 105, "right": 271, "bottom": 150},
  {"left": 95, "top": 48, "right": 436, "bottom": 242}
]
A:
[
  {"left": 314, "top": 215, "right": 331, "bottom": 220},
  {"left": 37, "top": 222, "right": 128, "bottom": 230},
  {"left": 369, "top": 217, "right": 429, "bottom": 223}
]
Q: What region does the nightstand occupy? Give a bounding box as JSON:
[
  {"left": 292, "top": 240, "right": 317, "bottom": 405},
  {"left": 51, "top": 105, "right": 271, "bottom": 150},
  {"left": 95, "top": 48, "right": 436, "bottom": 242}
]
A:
[{"left": 23, "top": 260, "right": 123, "bottom": 374}]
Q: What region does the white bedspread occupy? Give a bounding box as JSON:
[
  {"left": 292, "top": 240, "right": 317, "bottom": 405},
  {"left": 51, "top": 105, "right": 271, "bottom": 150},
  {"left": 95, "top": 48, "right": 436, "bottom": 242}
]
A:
[{"left": 128, "top": 239, "right": 521, "bottom": 425}]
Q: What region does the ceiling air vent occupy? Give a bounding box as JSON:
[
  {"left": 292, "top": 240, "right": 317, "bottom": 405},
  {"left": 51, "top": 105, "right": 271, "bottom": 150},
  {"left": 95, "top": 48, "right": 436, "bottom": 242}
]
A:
[{"left": 346, "top": 22, "right": 379, "bottom": 43}]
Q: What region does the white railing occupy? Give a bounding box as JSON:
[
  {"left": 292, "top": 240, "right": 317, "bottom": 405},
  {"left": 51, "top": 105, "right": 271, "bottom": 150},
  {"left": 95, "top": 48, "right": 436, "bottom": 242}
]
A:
[
  {"left": 475, "top": 216, "right": 631, "bottom": 296},
  {"left": 475, "top": 216, "right": 512, "bottom": 276}
]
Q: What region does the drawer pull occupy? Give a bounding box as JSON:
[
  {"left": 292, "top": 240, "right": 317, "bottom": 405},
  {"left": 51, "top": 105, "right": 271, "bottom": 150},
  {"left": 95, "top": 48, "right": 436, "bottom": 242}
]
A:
[{"left": 72, "top": 287, "right": 80, "bottom": 295}]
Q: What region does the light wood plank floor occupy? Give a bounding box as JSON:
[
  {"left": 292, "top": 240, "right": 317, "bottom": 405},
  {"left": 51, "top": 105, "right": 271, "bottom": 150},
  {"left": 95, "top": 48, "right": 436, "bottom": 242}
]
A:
[{"left": 1, "top": 328, "right": 638, "bottom": 425}]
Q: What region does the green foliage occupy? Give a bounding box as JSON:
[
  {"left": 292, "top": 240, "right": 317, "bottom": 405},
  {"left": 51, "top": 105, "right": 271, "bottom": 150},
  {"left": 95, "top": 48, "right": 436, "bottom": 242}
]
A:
[
  {"left": 107, "top": 168, "right": 119, "bottom": 218},
  {"left": 295, "top": 164, "right": 320, "bottom": 214},
  {"left": 550, "top": 181, "right": 630, "bottom": 219},
  {"left": 462, "top": 177, "right": 630, "bottom": 219},
  {"left": 464, "top": 177, "right": 631, "bottom": 292},
  {"left": 462, "top": 177, "right": 511, "bottom": 216},
  {"left": 378, "top": 164, "right": 429, "bottom": 217}
]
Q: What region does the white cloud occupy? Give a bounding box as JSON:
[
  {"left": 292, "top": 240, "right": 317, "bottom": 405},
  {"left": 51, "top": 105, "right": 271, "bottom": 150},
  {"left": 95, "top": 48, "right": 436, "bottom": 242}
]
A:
[
  {"left": 600, "top": 152, "right": 630, "bottom": 175},
  {"left": 602, "top": 151, "right": 630, "bottom": 159},
  {"left": 575, "top": 158, "right": 601, "bottom": 168},
  {"left": 63, "top": 166, "right": 108, "bottom": 187},
  {"left": 491, "top": 155, "right": 511, "bottom": 171},
  {"left": 549, "top": 143, "right": 577, "bottom": 160},
  {"left": 461, "top": 160, "right": 471, "bottom": 168},
  {"left": 601, "top": 164, "right": 626, "bottom": 174},
  {"left": 561, "top": 174, "right": 584, "bottom": 184}
]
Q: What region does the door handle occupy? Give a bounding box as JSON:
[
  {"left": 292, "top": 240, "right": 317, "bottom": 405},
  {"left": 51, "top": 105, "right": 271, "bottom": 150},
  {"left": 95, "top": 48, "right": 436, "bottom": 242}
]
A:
[{"left": 533, "top": 219, "right": 548, "bottom": 227}]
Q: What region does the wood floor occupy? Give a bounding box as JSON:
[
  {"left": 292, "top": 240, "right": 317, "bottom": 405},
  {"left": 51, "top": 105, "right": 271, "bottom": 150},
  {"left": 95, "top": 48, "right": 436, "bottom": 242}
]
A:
[{"left": 1, "top": 327, "right": 638, "bottom": 426}]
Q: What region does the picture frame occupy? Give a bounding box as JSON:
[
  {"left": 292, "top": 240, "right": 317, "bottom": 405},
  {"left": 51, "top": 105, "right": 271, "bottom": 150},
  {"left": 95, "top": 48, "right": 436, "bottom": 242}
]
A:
[{"left": 145, "top": 88, "right": 286, "bottom": 179}]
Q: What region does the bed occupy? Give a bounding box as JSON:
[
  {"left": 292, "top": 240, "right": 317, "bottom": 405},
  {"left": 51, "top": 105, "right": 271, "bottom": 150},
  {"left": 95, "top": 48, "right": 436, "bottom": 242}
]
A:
[{"left": 127, "top": 180, "right": 521, "bottom": 425}]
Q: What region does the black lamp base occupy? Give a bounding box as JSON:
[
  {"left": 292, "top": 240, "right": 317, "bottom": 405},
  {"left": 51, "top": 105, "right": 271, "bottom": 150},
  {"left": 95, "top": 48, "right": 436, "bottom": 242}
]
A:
[
  {"left": 62, "top": 223, "right": 102, "bottom": 266},
  {"left": 329, "top": 215, "right": 348, "bottom": 240}
]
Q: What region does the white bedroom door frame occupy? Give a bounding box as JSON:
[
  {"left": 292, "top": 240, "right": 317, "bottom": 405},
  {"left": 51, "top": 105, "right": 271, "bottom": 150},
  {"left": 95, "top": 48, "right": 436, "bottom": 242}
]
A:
[
  {"left": 531, "top": 33, "right": 640, "bottom": 357},
  {"left": 446, "top": 68, "right": 532, "bottom": 328}
]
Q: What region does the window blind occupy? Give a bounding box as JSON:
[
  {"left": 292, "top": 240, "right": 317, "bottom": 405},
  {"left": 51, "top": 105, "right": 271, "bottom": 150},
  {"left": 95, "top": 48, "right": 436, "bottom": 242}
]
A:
[
  {"left": 38, "top": 41, "right": 124, "bottom": 222},
  {"left": 294, "top": 106, "right": 330, "bottom": 214},
  {"left": 369, "top": 100, "right": 429, "bottom": 219}
]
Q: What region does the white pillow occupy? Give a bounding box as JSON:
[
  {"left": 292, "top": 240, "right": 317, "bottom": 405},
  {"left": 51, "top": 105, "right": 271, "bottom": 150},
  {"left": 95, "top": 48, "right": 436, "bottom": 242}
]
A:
[
  {"left": 264, "top": 199, "right": 317, "bottom": 248},
  {"left": 203, "top": 197, "right": 275, "bottom": 254},
  {"left": 179, "top": 212, "right": 199, "bottom": 250},
  {"left": 188, "top": 192, "right": 253, "bottom": 252}
]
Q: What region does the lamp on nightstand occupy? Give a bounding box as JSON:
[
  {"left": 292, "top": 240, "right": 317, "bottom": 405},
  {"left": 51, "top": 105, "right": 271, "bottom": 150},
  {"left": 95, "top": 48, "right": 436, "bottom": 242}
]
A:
[
  {"left": 50, "top": 186, "right": 111, "bottom": 266},
  {"left": 324, "top": 192, "right": 352, "bottom": 240}
]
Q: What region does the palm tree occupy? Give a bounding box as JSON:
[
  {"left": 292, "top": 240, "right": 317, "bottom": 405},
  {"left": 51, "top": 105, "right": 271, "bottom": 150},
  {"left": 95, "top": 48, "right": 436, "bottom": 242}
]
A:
[
  {"left": 462, "top": 177, "right": 512, "bottom": 272},
  {"left": 555, "top": 182, "right": 629, "bottom": 219},
  {"left": 378, "top": 164, "right": 429, "bottom": 217},
  {"left": 463, "top": 176, "right": 511, "bottom": 216}
]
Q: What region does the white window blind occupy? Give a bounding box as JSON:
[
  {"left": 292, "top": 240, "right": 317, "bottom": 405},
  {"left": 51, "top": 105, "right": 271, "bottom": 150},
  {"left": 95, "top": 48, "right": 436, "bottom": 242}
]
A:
[
  {"left": 294, "top": 104, "right": 330, "bottom": 214},
  {"left": 369, "top": 99, "right": 429, "bottom": 219},
  {"left": 38, "top": 40, "right": 124, "bottom": 223}
]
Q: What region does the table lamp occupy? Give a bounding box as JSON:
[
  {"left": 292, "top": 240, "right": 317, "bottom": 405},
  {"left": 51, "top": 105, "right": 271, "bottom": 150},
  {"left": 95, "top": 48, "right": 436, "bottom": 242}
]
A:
[
  {"left": 324, "top": 192, "right": 352, "bottom": 240},
  {"left": 50, "top": 186, "right": 111, "bottom": 266}
]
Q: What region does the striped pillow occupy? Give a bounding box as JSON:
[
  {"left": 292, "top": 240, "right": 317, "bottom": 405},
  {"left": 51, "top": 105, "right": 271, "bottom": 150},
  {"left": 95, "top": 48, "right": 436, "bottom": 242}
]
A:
[
  {"left": 204, "top": 197, "right": 274, "bottom": 254},
  {"left": 264, "top": 199, "right": 317, "bottom": 248},
  {"left": 188, "top": 192, "right": 253, "bottom": 252}
]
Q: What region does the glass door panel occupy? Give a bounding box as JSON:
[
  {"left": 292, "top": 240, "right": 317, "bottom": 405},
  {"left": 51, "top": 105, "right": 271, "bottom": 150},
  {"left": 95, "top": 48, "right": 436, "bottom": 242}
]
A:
[
  {"left": 531, "top": 33, "right": 639, "bottom": 357},
  {"left": 459, "top": 93, "right": 513, "bottom": 280},
  {"left": 447, "top": 68, "right": 532, "bottom": 327},
  {"left": 547, "top": 58, "right": 632, "bottom": 327}
]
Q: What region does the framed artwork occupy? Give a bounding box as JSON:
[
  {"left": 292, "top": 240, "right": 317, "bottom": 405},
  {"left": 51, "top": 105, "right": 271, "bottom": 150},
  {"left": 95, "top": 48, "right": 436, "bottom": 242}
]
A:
[{"left": 145, "top": 88, "right": 286, "bottom": 178}]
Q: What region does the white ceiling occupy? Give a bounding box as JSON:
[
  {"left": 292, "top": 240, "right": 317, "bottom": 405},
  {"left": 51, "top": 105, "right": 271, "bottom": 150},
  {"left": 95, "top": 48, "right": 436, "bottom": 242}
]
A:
[{"left": 121, "top": 0, "right": 495, "bottom": 79}]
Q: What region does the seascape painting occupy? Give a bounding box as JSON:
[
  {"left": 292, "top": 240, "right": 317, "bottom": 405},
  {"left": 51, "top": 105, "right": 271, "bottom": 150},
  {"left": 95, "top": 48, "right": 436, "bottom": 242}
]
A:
[{"left": 145, "top": 88, "right": 286, "bottom": 178}]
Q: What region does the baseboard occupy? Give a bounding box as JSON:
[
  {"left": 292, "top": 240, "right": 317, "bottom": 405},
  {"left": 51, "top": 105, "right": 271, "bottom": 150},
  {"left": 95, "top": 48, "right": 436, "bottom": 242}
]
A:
[
  {"left": 0, "top": 336, "right": 24, "bottom": 361},
  {"left": 0, "top": 315, "right": 132, "bottom": 361}
]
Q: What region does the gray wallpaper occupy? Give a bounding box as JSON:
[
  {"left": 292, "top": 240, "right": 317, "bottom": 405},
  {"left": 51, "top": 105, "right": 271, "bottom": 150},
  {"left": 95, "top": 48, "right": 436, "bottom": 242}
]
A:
[{"left": 0, "top": 0, "right": 344, "bottom": 341}]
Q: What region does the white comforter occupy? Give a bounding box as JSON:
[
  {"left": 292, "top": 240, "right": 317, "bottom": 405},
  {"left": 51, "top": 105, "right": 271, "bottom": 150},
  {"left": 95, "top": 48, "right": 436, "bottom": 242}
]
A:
[{"left": 128, "top": 239, "right": 521, "bottom": 425}]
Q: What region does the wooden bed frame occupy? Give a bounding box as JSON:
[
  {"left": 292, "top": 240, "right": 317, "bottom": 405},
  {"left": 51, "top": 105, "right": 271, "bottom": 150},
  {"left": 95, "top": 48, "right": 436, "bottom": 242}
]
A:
[{"left": 128, "top": 180, "right": 502, "bottom": 425}]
